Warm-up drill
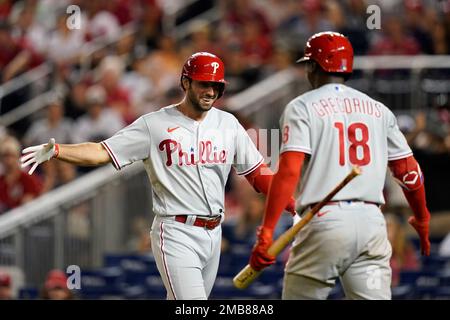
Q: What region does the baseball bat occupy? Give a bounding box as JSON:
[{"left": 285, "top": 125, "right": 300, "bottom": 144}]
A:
[{"left": 233, "top": 166, "right": 362, "bottom": 289}]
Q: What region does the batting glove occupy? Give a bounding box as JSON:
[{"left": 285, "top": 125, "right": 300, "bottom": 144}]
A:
[
  {"left": 20, "top": 138, "right": 59, "bottom": 175},
  {"left": 250, "top": 226, "right": 276, "bottom": 271},
  {"left": 408, "top": 216, "right": 431, "bottom": 256}
]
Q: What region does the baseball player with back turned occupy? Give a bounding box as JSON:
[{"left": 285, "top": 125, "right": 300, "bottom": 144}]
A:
[
  {"left": 20, "top": 52, "right": 296, "bottom": 300},
  {"left": 249, "top": 32, "right": 431, "bottom": 300}
]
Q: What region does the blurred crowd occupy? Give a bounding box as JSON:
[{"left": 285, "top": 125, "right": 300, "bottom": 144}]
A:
[
  {"left": 0, "top": 268, "right": 74, "bottom": 300},
  {"left": 0, "top": 0, "right": 448, "bottom": 212}
]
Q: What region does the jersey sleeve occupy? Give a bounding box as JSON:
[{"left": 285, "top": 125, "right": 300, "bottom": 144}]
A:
[
  {"left": 279, "top": 100, "right": 312, "bottom": 155},
  {"left": 101, "top": 116, "right": 151, "bottom": 170},
  {"left": 233, "top": 121, "right": 264, "bottom": 175},
  {"left": 387, "top": 110, "right": 413, "bottom": 161}
]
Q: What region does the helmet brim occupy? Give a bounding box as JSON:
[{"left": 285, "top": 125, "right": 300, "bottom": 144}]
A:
[
  {"left": 188, "top": 74, "right": 228, "bottom": 84},
  {"left": 296, "top": 56, "right": 310, "bottom": 64}
]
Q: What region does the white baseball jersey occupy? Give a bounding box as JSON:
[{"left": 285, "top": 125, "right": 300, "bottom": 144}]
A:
[
  {"left": 280, "top": 83, "right": 412, "bottom": 206},
  {"left": 101, "top": 105, "right": 263, "bottom": 217}
]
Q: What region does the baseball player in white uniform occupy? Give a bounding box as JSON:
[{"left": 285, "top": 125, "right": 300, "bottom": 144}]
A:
[
  {"left": 21, "top": 52, "right": 296, "bottom": 300},
  {"left": 249, "top": 32, "right": 431, "bottom": 300}
]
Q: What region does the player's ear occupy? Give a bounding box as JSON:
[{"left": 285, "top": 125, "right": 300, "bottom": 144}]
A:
[{"left": 181, "top": 76, "right": 191, "bottom": 91}]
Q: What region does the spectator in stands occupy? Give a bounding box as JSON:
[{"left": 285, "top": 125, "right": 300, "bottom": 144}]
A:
[
  {"left": 64, "top": 82, "right": 89, "bottom": 120},
  {"left": 23, "top": 100, "right": 73, "bottom": 148},
  {"left": 120, "top": 54, "right": 155, "bottom": 115},
  {"left": 84, "top": 0, "right": 121, "bottom": 44},
  {"left": 221, "top": 0, "right": 271, "bottom": 35},
  {"left": 186, "top": 20, "right": 218, "bottom": 56},
  {"left": 0, "top": 272, "right": 13, "bottom": 300},
  {"left": 337, "top": 0, "right": 369, "bottom": 55},
  {"left": 404, "top": 0, "right": 434, "bottom": 54},
  {"left": 239, "top": 19, "right": 273, "bottom": 66},
  {"left": 369, "top": 16, "right": 421, "bottom": 55},
  {"left": 401, "top": 112, "right": 427, "bottom": 147},
  {"left": 142, "top": 35, "right": 182, "bottom": 106},
  {"left": 222, "top": 43, "right": 261, "bottom": 95},
  {"left": 31, "top": 0, "right": 69, "bottom": 32},
  {"left": 72, "top": 85, "right": 125, "bottom": 144},
  {"left": 40, "top": 269, "right": 74, "bottom": 300},
  {"left": 262, "top": 47, "right": 295, "bottom": 76},
  {"left": 0, "top": 0, "right": 12, "bottom": 21},
  {"left": 251, "top": 0, "right": 298, "bottom": 30},
  {"left": 47, "top": 11, "right": 86, "bottom": 67},
  {"left": 106, "top": 0, "right": 136, "bottom": 26},
  {"left": 137, "top": 0, "right": 163, "bottom": 51},
  {"left": 0, "top": 21, "right": 43, "bottom": 84},
  {"left": 274, "top": 0, "right": 333, "bottom": 55},
  {"left": 405, "top": 98, "right": 449, "bottom": 154},
  {"left": 116, "top": 32, "right": 140, "bottom": 71},
  {"left": 97, "top": 56, "right": 135, "bottom": 124},
  {"left": 9, "top": 6, "right": 47, "bottom": 55},
  {"left": 23, "top": 100, "right": 77, "bottom": 192},
  {"left": 431, "top": 21, "right": 450, "bottom": 55},
  {"left": 0, "top": 136, "right": 42, "bottom": 214},
  {"left": 386, "top": 213, "right": 420, "bottom": 287}
]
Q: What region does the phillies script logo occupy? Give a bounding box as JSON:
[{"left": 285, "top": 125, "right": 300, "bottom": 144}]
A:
[{"left": 159, "top": 139, "right": 227, "bottom": 166}]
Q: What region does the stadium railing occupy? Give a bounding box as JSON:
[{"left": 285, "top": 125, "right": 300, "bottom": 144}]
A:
[{"left": 0, "top": 163, "right": 152, "bottom": 286}]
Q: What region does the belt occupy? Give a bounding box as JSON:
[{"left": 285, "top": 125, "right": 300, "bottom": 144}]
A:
[
  {"left": 174, "top": 215, "right": 221, "bottom": 230},
  {"left": 310, "top": 200, "right": 381, "bottom": 208}
]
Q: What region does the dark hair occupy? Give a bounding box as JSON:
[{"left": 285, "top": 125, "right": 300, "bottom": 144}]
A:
[{"left": 180, "top": 76, "right": 192, "bottom": 91}]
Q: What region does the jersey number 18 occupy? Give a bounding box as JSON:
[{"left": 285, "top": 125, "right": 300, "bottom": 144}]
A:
[{"left": 334, "top": 122, "right": 371, "bottom": 166}]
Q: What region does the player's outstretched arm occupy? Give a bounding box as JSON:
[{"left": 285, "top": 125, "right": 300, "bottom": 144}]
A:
[{"left": 21, "top": 138, "right": 112, "bottom": 175}]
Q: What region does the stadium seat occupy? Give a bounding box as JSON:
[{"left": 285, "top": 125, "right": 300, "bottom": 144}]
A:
[
  {"left": 435, "top": 286, "right": 450, "bottom": 300},
  {"left": 79, "top": 269, "right": 122, "bottom": 299},
  {"left": 391, "top": 284, "right": 414, "bottom": 300},
  {"left": 18, "top": 287, "right": 39, "bottom": 300},
  {"left": 104, "top": 253, "right": 155, "bottom": 270},
  {"left": 121, "top": 284, "right": 148, "bottom": 299},
  {"left": 399, "top": 270, "right": 435, "bottom": 285},
  {"left": 145, "top": 275, "right": 166, "bottom": 299},
  {"left": 422, "top": 255, "right": 450, "bottom": 272}
]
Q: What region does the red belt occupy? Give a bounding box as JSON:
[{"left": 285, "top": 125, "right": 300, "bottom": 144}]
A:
[{"left": 175, "top": 215, "right": 221, "bottom": 230}]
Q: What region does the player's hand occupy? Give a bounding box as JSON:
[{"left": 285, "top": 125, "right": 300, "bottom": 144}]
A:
[
  {"left": 285, "top": 196, "right": 297, "bottom": 216},
  {"left": 20, "top": 138, "right": 59, "bottom": 175},
  {"left": 250, "top": 226, "right": 276, "bottom": 271},
  {"left": 408, "top": 216, "right": 430, "bottom": 256}
]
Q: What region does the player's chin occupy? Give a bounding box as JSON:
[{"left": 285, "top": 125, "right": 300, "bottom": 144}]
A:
[{"left": 199, "top": 98, "right": 216, "bottom": 109}]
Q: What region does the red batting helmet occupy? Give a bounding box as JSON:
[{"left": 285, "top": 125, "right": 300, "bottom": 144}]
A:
[
  {"left": 296, "top": 31, "right": 353, "bottom": 74},
  {"left": 181, "top": 52, "right": 227, "bottom": 98}
]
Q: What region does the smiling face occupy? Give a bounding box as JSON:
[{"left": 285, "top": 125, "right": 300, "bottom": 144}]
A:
[{"left": 184, "top": 78, "right": 222, "bottom": 112}]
